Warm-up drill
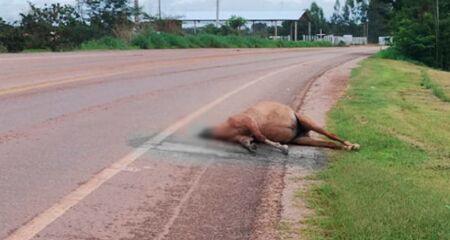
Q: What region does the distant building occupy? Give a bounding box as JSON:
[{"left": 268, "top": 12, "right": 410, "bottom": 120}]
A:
[{"left": 172, "top": 11, "right": 311, "bottom": 40}]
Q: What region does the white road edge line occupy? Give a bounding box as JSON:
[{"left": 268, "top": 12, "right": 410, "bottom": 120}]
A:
[{"left": 5, "top": 62, "right": 306, "bottom": 240}]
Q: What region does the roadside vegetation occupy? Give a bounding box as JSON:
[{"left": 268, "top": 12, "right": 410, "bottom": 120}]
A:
[
  {"left": 420, "top": 70, "right": 450, "bottom": 103},
  {"left": 0, "top": 1, "right": 333, "bottom": 54},
  {"left": 80, "top": 32, "right": 331, "bottom": 51},
  {"left": 304, "top": 58, "right": 450, "bottom": 239},
  {"left": 375, "top": 47, "right": 416, "bottom": 63},
  {"left": 370, "top": 0, "right": 450, "bottom": 70}
]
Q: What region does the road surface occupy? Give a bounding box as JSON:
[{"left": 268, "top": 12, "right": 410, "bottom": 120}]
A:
[{"left": 0, "top": 47, "right": 377, "bottom": 240}]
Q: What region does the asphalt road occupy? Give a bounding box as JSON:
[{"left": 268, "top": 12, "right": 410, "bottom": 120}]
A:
[{"left": 0, "top": 47, "right": 377, "bottom": 240}]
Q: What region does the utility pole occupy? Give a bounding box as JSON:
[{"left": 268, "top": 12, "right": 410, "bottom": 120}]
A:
[
  {"left": 308, "top": 21, "right": 311, "bottom": 40},
  {"left": 294, "top": 21, "right": 298, "bottom": 41},
  {"left": 134, "top": 0, "right": 139, "bottom": 23},
  {"left": 158, "top": 0, "right": 162, "bottom": 19},
  {"left": 216, "top": 0, "right": 220, "bottom": 27},
  {"left": 366, "top": 22, "right": 369, "bottom": 42},
  {"left": 274, "top": 21, "right": 278, "bottom": 37}
]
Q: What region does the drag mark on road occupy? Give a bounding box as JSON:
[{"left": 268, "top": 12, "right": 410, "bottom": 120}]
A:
[
  {"left": 155, "top": 160, "right": 213, "bottom": 240},
  {"left": 5, "top": 61, "right": 309, "bottom": 240}
]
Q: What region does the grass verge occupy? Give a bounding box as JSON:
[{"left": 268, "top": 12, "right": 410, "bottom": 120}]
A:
[
  {"left": 375, "top": 47, "right": 424, "bottom": 66},
  {"left": 131, "top": 32, "right": 332, "bottom": 49},
  {"left": 304, "top": 58, "right": 450, "bottom": 239},
  {"left": 421, "top": 70, "right": 450, "bottom": 102},
  {"left": 21, "top": 48, "right": 51, "bottom": 53},
  {"left": 81, "top": 32, "right": 331, "bottom": 51},
  {"left": 80, "top": 36, "right": 137, "bottom": 50}
]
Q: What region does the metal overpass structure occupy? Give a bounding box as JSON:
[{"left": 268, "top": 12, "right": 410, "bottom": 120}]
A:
[{"left": 172, "top": 11, "right": 312, "bottom": 41}]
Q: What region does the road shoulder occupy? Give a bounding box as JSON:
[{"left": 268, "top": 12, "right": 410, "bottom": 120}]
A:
[{"left": 279, "top": 57, "right": 367, "bottom": 239}]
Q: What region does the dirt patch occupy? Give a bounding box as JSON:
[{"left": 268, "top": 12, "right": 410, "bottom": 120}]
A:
[
  {"left": 250, "top": 163, "right": 285, "bottom": 240},
  {"left": 280, "top": 57, "right": 368, "bottom": 239},
  {"left": 299, "top": 57, "right": 366, "bottom": 126}
]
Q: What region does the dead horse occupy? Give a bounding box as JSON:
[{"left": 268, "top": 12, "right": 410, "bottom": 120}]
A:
[{"left": 200, "top": 101, "right": 360, "bottom": 154}]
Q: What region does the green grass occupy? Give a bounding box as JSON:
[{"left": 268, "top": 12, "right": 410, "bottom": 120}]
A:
[
  {"left": 375, "top": 47, "right": 425, "bottom": 66},
  {"left": 421, "top": 70, "right": 450, "bottom": 102},
  {"left": 375, "top": 47, "right": 408, "bottom": 60},
  {"left": 21, "top": 48, "right": 51, "bottom": 53},
  {"left": 304, "top": 58, "right": 450, "bottom": 240},
  {"left": 80, "top": 36, "right": 137, "bottom": 50}
]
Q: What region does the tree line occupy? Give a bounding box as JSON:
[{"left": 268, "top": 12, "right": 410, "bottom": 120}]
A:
[
  {"left": 298, "top": 0, "right": 449, "bottom": 70},
  {"left": 0, "top": 0, "right": 142, "bottom": 52},
  {"left": 390, "top": 0, "right": 449, "bottom": 70}
]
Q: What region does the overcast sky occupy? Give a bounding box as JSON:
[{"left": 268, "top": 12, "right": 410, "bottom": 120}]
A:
[{"left": 0, "top": 0, "right": 336, "bottom": 22}]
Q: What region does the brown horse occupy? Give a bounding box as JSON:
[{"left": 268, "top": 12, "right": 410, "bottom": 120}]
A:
[{"left": 200, "top": 101, "right": 360, "bottom": 154}]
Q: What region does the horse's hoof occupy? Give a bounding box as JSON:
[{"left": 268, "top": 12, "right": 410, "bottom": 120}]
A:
[
  {"left": 352, "top": 144, "right": 361, "bottom": 150},
  {"left": 244, "top": 143, "right": 257, "bottom": 153},
  {"left": 345, "top": 144, "right": 360, "bottom": 151}
]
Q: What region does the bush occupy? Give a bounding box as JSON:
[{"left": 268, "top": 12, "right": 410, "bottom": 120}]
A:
[
  {"left": 0, "top": 43, "right": 7, "bottom": 53},
  {"left": 131, "top": 31, "right": 154, "bottom": 49},
  {"left": 222, "top": 35, "right": 249, "bottom": 48},
  {"left": 162, "top": 34, "right": 190, "bottom": 48},
  {"left": 376, "top": 47, "right": 408, "bottom": 60},
  {"left": 80, "top": 36, "right": 133, "bottom": 50},
  {"left": 227, "top": 16, "right": 247, "bottom": 31},
  {"left": 376, "top": 47, "right": 425, "bottom": 66},
  {"left": 200, "top": 24, "right": 237, "bottom": 36},
  {"left": 94, "top": 30, "right": 333, "bottom": 51},
  {"left": 0, "top": 20, "right": 25, "bottom": 52},
  {"left": 185, "top": 36, "right": 202, "bottom": 48},
  {"left": 147, "top": 33, "right": 169, "bottom": 49},
  {"left": 197, "top": 34, "right": 229, "bottom": 48},
  {"left": 20, "top": 3, "right": 93, "bottom": 51}
]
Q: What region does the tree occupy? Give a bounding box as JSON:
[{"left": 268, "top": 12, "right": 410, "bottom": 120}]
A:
[
  {"left": 350, "top": 0, "right": 369, "bottom": 37},
  {"left": 227, "top": 16, "right": 247, "bottom": 31},
  {"left": 0, "top": 18, "right": 25, "bottom": 52},
  {"left": 368, "top": 0, "right": 392, "bottom": 42},
  {"left": 83, "top": 0, "right": 134, "bottom": 37},
  {"left": 330, "top": 0, "right": 344, "bottom": 34},
  {"left": 286, "top": 20, "right": 296, "bottom": 36},
  {"left": 20, "top": 3, "right": 90, "bottom": 50},
  {"left": 328, "top": 0, "right": 368, "bottom": 36},
  {"left": 309, "top": 2, "right": 328, "bottom": 34},
  {"left": 252, "top": 23, "right": 269, "bottom": 37},
  {"left": 389, "top": 0, "right": 450, "bottom": 70}
]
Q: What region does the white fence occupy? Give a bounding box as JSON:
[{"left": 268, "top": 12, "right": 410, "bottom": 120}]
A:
[
  {"left": 378, "top": 36, "right": 393, "bottom": 46},
  {"left": 303, "top": 35, "right": 368, "bottom": 46},
  {"left": 269, "top": 35, "right": 291, "bottom": 41}
]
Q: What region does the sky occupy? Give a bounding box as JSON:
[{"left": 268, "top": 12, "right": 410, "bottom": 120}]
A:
[{"left": 0, "top": 0, "right": 336, "bottom": 22}]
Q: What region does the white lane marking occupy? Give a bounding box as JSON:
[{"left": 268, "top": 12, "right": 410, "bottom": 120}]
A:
[
  {"left": 155, "top": 160, "right": 213, "bottom": 240},
  {"left": 5, "top": 61, "right": 306, "bottom": 240}
]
